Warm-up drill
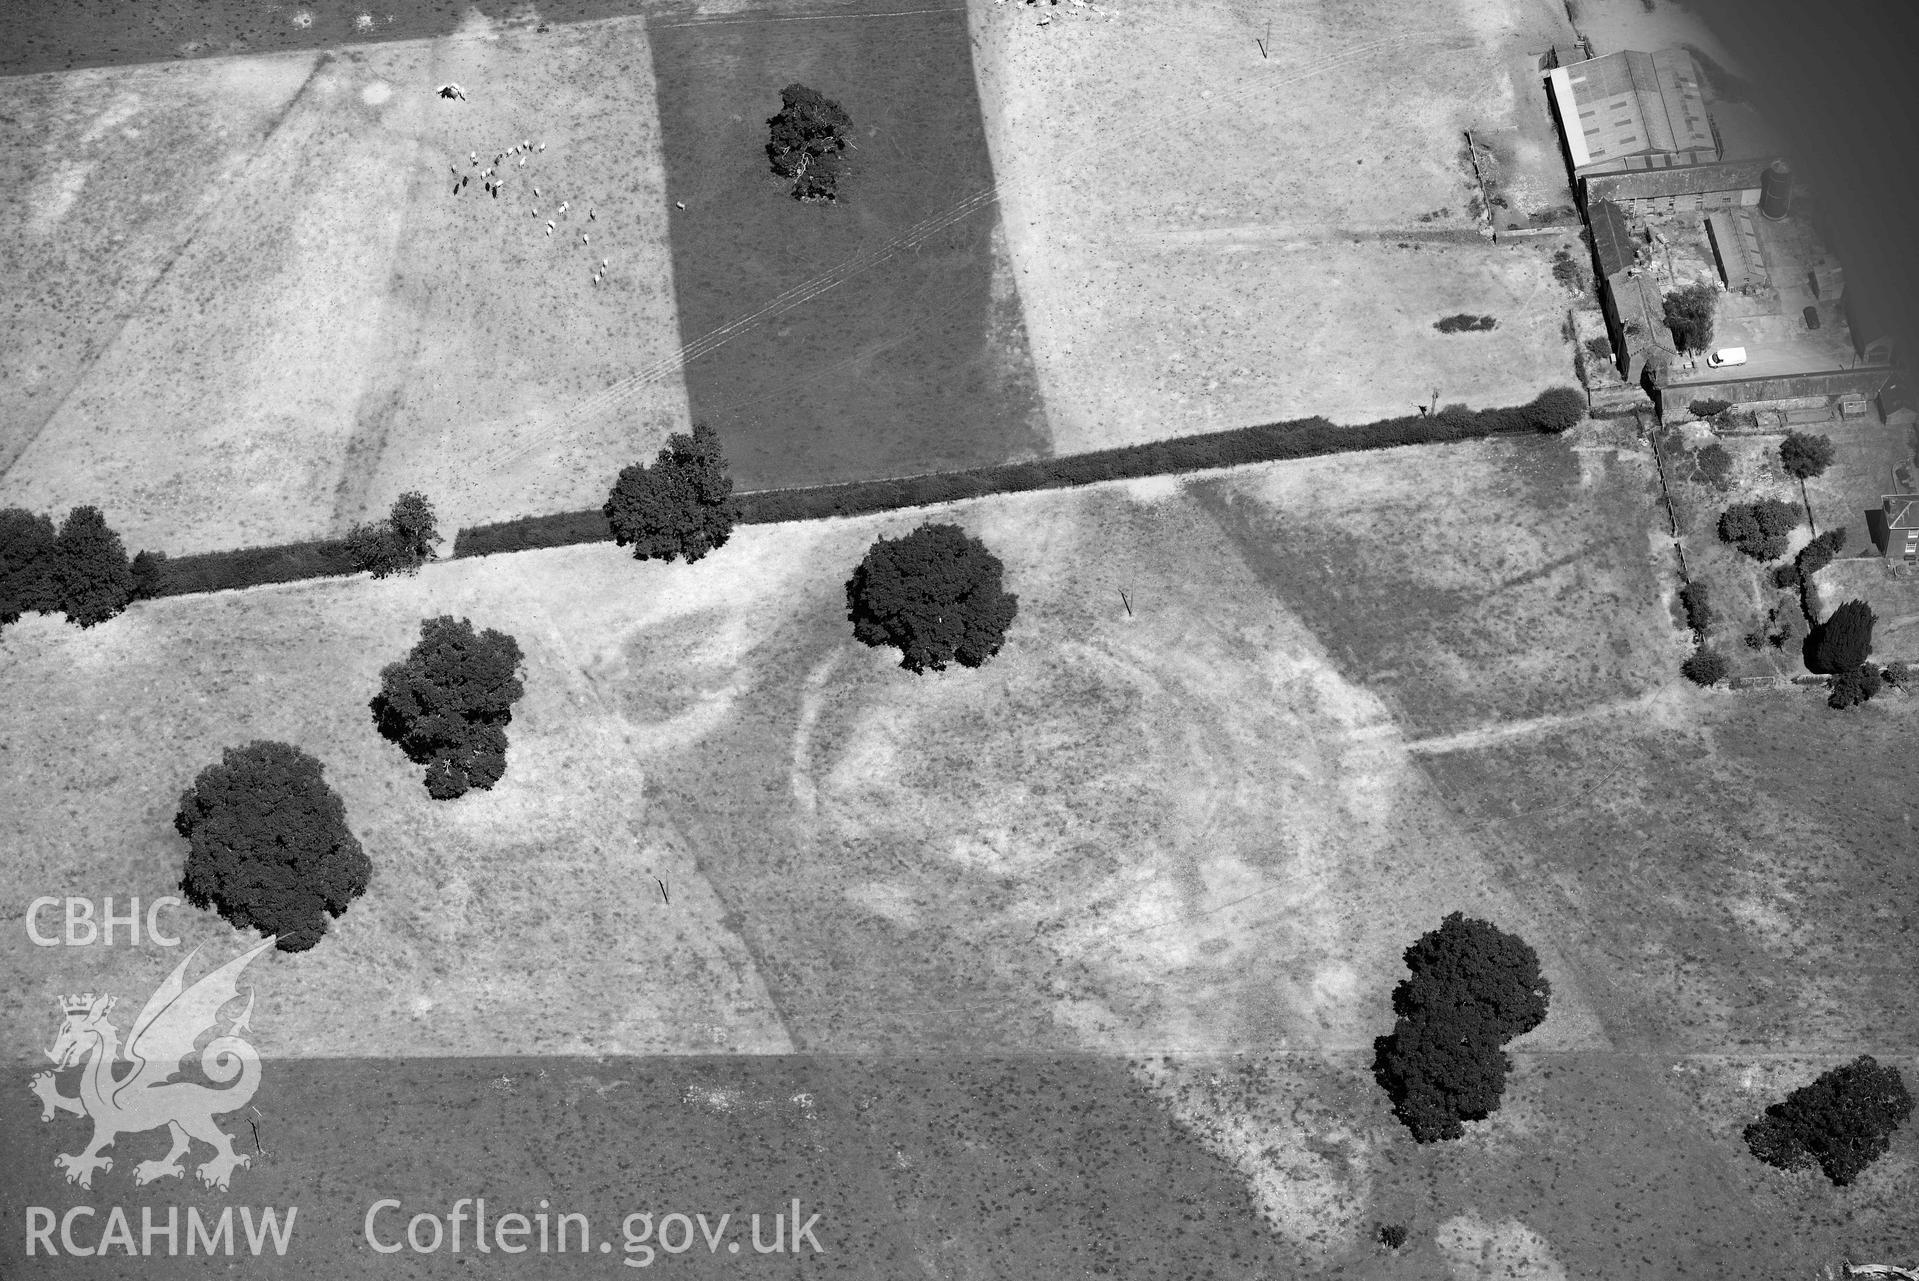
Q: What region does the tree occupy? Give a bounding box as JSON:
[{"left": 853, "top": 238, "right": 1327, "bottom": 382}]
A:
[
  {"left": 1662, "top": 280, "right": 1718, "bottom": 354},
  {"left": 1716, "top": 498, "right": 1801, "bottom": 562},
  {"left": 1681, "top": 649, "right": 1730, "bottom": 686},
  {"left": 1678, "top": 580, "right": 1713, "bottom": 636},
  {"left": 846, "top": 522, "right": 1019, "bottom": 673},
  {"left": 1795, "top": 527, "right": 1848, "bottom": 579},
  {"left": 1371, "top": 912, "right": 1550, "bottom": 1142},
  {"left": 1827, "top": 663, "right": 1883, "bottom": 710},
  {"left": 766, "top": 83, "right": 852, "bottom": 202},
  {"left": 0, "top": 506, "right": 61, "bottom": 626},
  {"left": 371, "top": 616, "right": 525, "bottom": 800},
  {"left": 1744, "top": 1055, "right": 1913, "bottom": 1186},
  {"left": 1689, "top": 397, "right": 1733, "bottom": 419},
  {"left": 175, "top": 741, "right": 371, "bottom": 952},
  {"left": 1779, "top": 431, "right": 1837, "bottom": 480},
  {"left": 1692, "top": 442, "right": 1733, "bottom": 487},
  {"left": 346, "top": 491, "right": 441, "bottom": 579},
  {"left": 1808, "top": 598, "right": 1875, "bottom": 674},
  {"left": 53, "top": 505, "right": 135, "bottom": 628},
  {"left": 130, "top": 549, "right": 169, "bottom": 601},
  {"left": 1524, "top": 386, "right": 1586, "bottom": 434},
  {"left": 604, "top": 423, "right": 736, "bottom": 564}
]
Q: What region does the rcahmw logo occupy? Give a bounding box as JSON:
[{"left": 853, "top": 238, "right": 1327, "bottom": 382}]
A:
[{"left": 27, "top": 896, "right": 183, "bottom": 946}]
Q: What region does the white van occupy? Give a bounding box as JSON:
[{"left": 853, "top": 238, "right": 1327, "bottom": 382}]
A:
[{"left": 1706, "top": 346, "right": 1748, "bottom": 368}]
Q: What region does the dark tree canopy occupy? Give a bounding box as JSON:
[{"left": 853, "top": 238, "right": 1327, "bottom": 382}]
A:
[
  {"left": 766, "top": 83, "right": 852, "bottom": 202},
  {"left": 1681, "top": 648, "right": 1729, "bottom": 686},
  {"left": 54, "top": 505, "right": 136, "bottom": 628},
  {"left": 0, "top": 505, "right": 135, "bottom": 630},
  {"left": 1809, "top": 598, "right": 1875, "bottom": 674},
  {"left": 1662, "top": 281, "right": 1717, "bottom": 354},
  {"left": 1744, "top": 1055, "right": 1913, "bottom": 1185},
  {"left": 346, "top": 491, "right": 441, "bottom": 580},
  {"left": 1779, "top": 431, "right": 1837, "bottom": 480},
  {"left": 1372, "top": 912, "right": 1550, "bottom": 1143},
  {"left": 1524, "top": 386, "right": 1586, "bottom": 434},
  {"left": 1827, "top": 662, "right": 1883, "bottom": 710},
  {"left": 846, "top": 522, "right": 1019, "bottom": 673},
  {"left": 604, "top": 423, "right": 737, "bottom": 564},
  {"left": 1691, "top": 442, "right": 1733, "bottom": 487},
  {"left": 1716, "top": 498, "right": 1801, "bottom": 562},
  {"left": 0, "top": 506, "right": 62, "bottom": 626},
  {"left": 175, "top": 741, "right": 371, "bottom": 952},
  {"left": 372, "top": 615, "right": 525, "bottom": 800}
]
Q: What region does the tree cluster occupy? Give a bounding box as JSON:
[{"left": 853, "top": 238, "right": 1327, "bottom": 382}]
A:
[
  {"left": 1744, "top": 1055, "right": 1912, "bottom": 1185},
  {"left": 372, "top": 616, "right": 526, "bottom": 800},
  {"left": 1662, "top": 281, "right": 1718, "bottom": 354},
  {"left": 346, "top": 491, "right": 440, "bottom": 580},
  {"left": 175, "top": 741, "right": 372, "bottom": 953},
  {"left": 766, "top": 83, "right": 852, "bottom": 202},
  {"left": 604, "top": 423, "right": 737, "bottom": 564},
  {"left": 846, "top": 522, "right": 1019, "bottom": 674},
  {"left": 1371, "top": 912, "right": 1551, "bottom": 1142},
  {"left": 0, "top": 505, "right": 135, "bottom": 632},
  {"left": 1778, "top": 431, "right": 1836, "bottom": 480},
  {"left": 1716, "top": 498, "right": 1801, "bottom": 562}
]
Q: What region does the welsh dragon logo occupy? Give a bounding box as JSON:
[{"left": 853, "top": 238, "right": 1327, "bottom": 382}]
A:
[{"left": 29, "top": 938, "right": 273, "bottom": 1191}]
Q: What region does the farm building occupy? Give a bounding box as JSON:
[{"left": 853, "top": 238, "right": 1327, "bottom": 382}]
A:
[
  {"left": 1704, "top": 208, "right": 1769, "bottom": 290},
  {"left": 1882, "top": 493, "right": 1919, "bottom": 563},
  {"left": 1598, "top": 266, "right": 1670, "bottom": 384},
  {"left": 1588, "top": 200, "right": 1642, "bottom": 278},
  {"left": 1547, "top": 49, "right": 1718, "bottom": 178},
  {"left": 1878, "top": 376, "right": 1918, "bottom": 430},
  {"left": 1581, "top": 158, "right": 1770, "bottom": 217}
]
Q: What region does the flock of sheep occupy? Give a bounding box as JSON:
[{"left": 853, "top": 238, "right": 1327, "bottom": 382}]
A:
[{"left": 449, "top": 137, "right": 610, "bottom": 284}]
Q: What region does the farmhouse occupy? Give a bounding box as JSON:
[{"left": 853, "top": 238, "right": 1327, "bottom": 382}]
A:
[
  {"left": 1882, "top": 493, "right": 1919, "bottom": 563},
  {"left": 1547, "top": 49, "right": 1717, "bottom": 178}
]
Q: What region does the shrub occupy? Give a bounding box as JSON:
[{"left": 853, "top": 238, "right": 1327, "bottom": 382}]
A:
[
  {"left": 346, "top": 491, "right": 441, "bottom": 580},
  {"left": 1551, "top": 249, "right": 1586, "bottom": 293},
  {"left": 766, "top": 83, "right": 852, "bottom": 202},
  {"left": 1772, "top": 564, "right": 1800, "bottom": 590},
  {"left": 1717, "top": 499, "right": 1801, "bottom": 562},
  {"left": 1808, "top": 598, "right": 1875, "bottom": 674},
  {"left": 1434, "top": 314, "right": 1498, "bottom": 333},
  {"left": 175, "top": 741, "right": 371, "bottom": 952},
  {"left": 1524, "top": 386, "right": 1586, "bottom": 434},
  {"left": 1883, "top": 660, "right": 1912, "bottom": 689},
  {"left": 1662, "top": 280, "right": 1717, "bottom": 354},
  {"left": 1779, "top": 431, "right": 1837, "bottom": 480},
  {"left": 1583, "top": 336, "right": 1614, "bottom": 363},
  {"left": 52, "top": 505, "right": 135, "bottom": 628},
  {"left": 1681, "top": 649, "right": 1729, "bottom": 686},
  {"left": 371, "top": 616, "right": 526, "bottom": 800},
  {"left": 1678, "top": 580, "right": 1712, "bottom": 636},
  {"left": 846, "top": 522, "right": 1019, "bottom": 673},
  {"left": 0, "top": 506, "right": 63, "bottom": 626},
  {"left": 1689, "top": 398, "right": 1733, "bottom": 419},
  {"left": 1377, "top": 1224, "right": 1409, "bottom": 1250},
  {"left": 1794, "top": 527, "right": 1847, "bottom": 579},
  {"left": 1744, "top": 1055, "right": 1913, "bottom": 1185},
  {"left": 129, "top": 549, "right": 169, "bottom": 601},
  {"left": 1693, "top": 442, "right": 1733, "bottom": 487},
  {"left": 604, "top": 422, "right": 737, "bottom": 564}
]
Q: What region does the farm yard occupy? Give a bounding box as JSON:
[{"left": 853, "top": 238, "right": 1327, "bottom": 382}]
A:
[{"left": 2, "top": 0, "right": 1917, "bottom": 1276}]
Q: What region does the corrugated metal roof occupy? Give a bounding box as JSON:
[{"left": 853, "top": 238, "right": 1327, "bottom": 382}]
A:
[
  {"left": 1704, "top": 210, "right": 1762, "bottom": 289},
  {"left": 1556, "top": 49, "right": 1715, "bottom": 170},
  {"left": 1584, "top": 158, "right": 1769, "bottom": 203},
  {"left": 1589, "top": 201, "right": 1638, "bottom": 277}
]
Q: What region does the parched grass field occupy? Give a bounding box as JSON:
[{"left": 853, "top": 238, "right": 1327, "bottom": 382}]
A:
[
  {"left": 969, "top": 0, "right": 1585, "bottom": 454},
  {"left": 3, "top": 439, "right": 1915, "bottom": 1272}
]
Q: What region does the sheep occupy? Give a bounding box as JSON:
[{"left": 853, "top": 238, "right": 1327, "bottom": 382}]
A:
[
  {"left": 675, "top": 201, "right": 685, "bottom": 210},
  {"left": 533, "top": 187, "right": 540, "bottom": 197},
  {"left": 581, "top": 233, "right": 589, "bottom": 245},
  {"left": 536, "top": 142, "right": 545, "bottom": 151},
  {"left": 519, "top": 157, "right": 526, "bottom": 167},
  {"left": 587, "top": 208, "right": 595, "bottom": 221}
]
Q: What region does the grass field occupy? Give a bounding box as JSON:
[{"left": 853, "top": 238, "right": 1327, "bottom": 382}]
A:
[
  {"left": 646, "top": 1, "right": 1050, "bottom": 489},
  {"left": 969, "top": 0, "right": 1584, "bottom": 454}
]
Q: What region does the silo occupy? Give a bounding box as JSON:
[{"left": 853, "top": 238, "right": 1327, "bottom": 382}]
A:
[{"left": 1759, "top": 159, "right": 1793, "bottom": 220}]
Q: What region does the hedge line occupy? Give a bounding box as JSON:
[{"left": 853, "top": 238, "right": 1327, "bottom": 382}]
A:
[
  {"left": 124, "top": 389, "right": 1587, "bottom": 587},
  {"left": 138, "top": 537, "right": 361, "bottom": 599},
  {"left": 455, "top": 394, "right": 1578, "bottom": 559}
]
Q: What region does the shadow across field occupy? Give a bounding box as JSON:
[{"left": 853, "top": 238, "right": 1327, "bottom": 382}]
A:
[
  {"left": 645, "top": 0, "right": 1050, "bottom": 490},
  {"left": 0, "top": 1054, "right": 1292, "bottom": 1280}
]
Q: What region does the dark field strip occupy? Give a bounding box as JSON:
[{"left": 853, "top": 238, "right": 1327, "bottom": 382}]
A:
[
  {"left": 0, "top": 0, "right": 960, "bottom": 78},
  {"left": 646, "top": 0, "right": 1049, "bottom": 492},
  {"left": 1, "top": 1054, "right": 1290, "bottom": 1280}
]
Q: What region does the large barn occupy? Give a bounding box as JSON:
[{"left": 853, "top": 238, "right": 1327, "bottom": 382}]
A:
[{"left": 1547, "top": 49, "right": 1718, "bottom": 177}]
